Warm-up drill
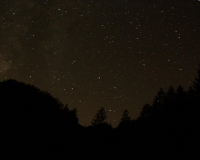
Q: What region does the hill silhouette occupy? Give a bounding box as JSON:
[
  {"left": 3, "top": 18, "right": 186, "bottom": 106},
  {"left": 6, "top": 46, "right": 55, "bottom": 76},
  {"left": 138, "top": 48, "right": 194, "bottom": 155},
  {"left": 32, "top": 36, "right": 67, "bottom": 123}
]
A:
[
  {"left": 0, "top": 79, "right": 82, "bottom": 158},
  {"left": 1, "top": 63, "right": 200, "bottom": 159}
]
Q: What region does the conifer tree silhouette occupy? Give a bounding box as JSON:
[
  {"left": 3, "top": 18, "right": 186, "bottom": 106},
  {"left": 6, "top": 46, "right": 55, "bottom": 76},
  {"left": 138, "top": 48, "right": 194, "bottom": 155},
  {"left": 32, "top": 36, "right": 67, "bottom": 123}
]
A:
[
  {"left": 193, "top": 64, "right": 200, "bottom": 95},
  {"left": 176, "top": 85, "right": 186, "bottom": 108},
  {"left": 152, "top": 87, "right": 166, "bottom": 109},
  {"left": 118, "top": 108, "right": 131, "bottom": 128},
  {"left": 91, "top": 107, "right": 108, "bottom": 126},
  {"left": 120, "top": 109, "right": 131, "bottom": 123},
  {"left": 139, "top": 103, "right": 153, "bottom": 119},
  {"left": 164, "top": 86, "right": 176, "bottom": 111}
]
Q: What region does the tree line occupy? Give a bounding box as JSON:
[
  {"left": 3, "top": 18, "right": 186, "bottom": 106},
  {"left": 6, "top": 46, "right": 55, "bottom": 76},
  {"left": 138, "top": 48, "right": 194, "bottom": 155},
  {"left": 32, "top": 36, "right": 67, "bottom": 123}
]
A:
[{"left": 1, "top": 64, "right": 200, "bottom": 159}]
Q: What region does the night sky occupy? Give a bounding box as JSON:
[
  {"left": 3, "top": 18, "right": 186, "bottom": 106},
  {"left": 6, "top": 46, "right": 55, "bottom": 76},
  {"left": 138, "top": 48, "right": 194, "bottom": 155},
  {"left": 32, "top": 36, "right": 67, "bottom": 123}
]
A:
[{"left": 0, "top": 0, "right": 200, "bottom": 127}]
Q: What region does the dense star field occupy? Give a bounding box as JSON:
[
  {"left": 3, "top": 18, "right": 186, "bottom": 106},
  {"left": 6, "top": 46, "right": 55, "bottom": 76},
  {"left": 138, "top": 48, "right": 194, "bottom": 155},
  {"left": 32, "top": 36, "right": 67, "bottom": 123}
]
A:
[{"left": 0, "top": 0, "right": 200, "bottom": 127}]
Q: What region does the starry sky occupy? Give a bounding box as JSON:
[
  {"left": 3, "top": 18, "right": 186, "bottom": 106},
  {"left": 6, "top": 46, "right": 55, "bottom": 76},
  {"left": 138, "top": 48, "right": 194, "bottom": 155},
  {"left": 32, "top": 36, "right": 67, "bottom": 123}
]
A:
[{"left": 0, "top": 0, "right": 200, "bottom": 127}]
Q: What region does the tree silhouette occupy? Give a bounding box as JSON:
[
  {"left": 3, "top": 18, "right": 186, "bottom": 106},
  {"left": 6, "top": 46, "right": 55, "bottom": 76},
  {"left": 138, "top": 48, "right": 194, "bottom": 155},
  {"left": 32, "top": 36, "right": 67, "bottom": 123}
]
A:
[
  {"left": 91, "top": 107, "right": 108, "bottom": 126},
  {"left": 118, "top": 108, "right": 131, "bottom": 128},
  {"left": 152, "top": 87, "right": 166, "bottom": 109},
  {"left": 176, "top": 85, "right": 187, "bottom": 108},
  {"left": 176, "top": 85, "right": 184, "bottom": 95},
  {"left": 0, "top": 79, "right": 81, "bottom": 158},
  {"left": 60, "top": 104, "right": 79, "bottom": 125},
  {"left": 69, "top": 108, "right": 79, "bottom": 124},
  {"left": 2, "top": 63, "right": 200, "bottom": 159},
  {"left": 163, "top": 86, "right": 176, "bottom": 111},
  {"left": 139, "top": 103, "right": 153, "bottom": 119},
  {"left": 193, "top": 64, "right": 200, "bottom": 95},
  {"left": 120, "top": 109, "right": 131, "bottom": 122}
]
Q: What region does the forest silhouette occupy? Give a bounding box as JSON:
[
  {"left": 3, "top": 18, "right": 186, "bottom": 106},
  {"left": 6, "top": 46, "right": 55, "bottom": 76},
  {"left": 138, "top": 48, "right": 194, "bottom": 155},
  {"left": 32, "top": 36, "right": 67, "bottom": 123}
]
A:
[{"left": 1, "top": 65, "right": 200, "bottom": 159}]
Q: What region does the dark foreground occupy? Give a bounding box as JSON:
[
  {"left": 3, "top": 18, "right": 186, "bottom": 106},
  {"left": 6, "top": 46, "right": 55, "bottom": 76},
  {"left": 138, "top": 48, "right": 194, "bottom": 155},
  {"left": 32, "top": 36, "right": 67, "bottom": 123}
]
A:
[{"left": 1, "top": 78, "right": 200, "bottom": 159}]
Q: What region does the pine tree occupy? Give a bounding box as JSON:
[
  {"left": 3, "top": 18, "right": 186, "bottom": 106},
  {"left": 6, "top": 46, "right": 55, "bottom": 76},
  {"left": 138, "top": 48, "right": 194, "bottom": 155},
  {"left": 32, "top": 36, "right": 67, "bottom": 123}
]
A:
[
  {"left": 91, "top": 107, "right": 108, "bottom": 126},
  {"left": 152, "top": 87, "right": 166, "bottom": 109},
  {"left": 176, "top": 85, "right": 186, "bottom": 108},
  {"left": 139, "top": 103, "right": 153, "bottom": 119},
  {"left": 118, "top": 109, "right": 131, "bottom": 128},
  {"left": 120, "top": 109, "right": 131, "bottom": 123},
  {"left": 193, "top": 64, "right": 200, "bottom": 95},
  {"left": 164, "top": 86, "right": 176, "bottom": 108},
  {"left": 176, "top": 85, "right": 184, "bottom": 95}
]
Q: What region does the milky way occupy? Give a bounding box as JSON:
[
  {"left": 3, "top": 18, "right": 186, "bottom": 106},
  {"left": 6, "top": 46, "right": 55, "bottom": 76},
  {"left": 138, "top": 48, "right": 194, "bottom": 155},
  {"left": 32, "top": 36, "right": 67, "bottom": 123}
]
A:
[{"left": 0, "top": 0, "right": 200, "bottom": 127}]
